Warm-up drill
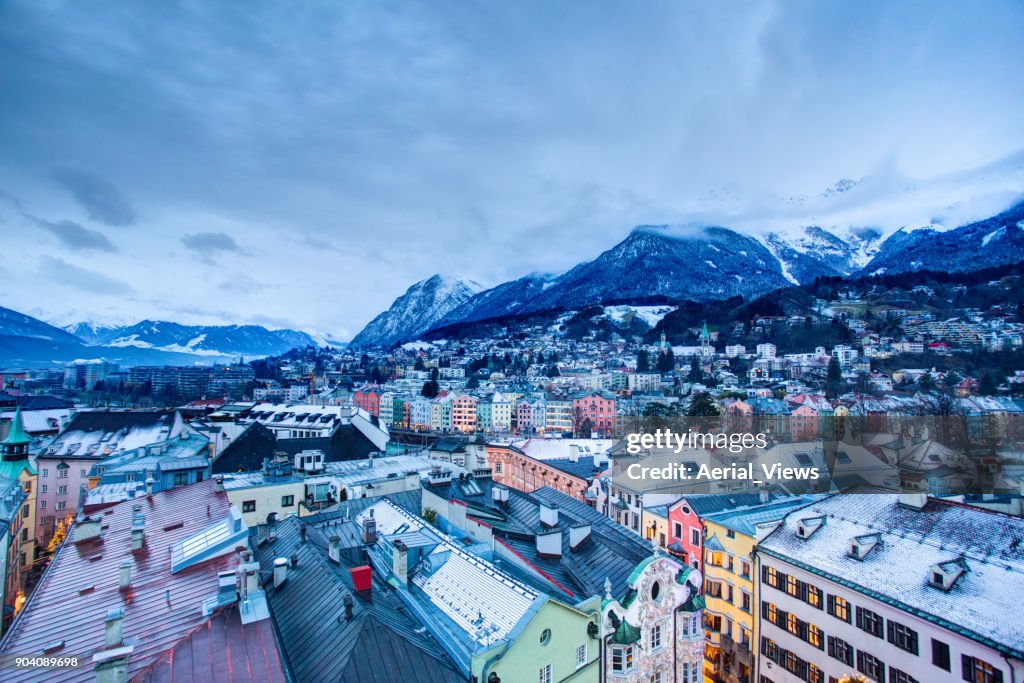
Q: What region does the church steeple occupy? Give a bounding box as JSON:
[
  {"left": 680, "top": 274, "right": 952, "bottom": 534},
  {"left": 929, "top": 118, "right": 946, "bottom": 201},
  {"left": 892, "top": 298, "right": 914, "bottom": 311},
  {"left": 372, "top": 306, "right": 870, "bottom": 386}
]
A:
[{"left": 2, "top": 406, "right": 30, "bottom": 461}]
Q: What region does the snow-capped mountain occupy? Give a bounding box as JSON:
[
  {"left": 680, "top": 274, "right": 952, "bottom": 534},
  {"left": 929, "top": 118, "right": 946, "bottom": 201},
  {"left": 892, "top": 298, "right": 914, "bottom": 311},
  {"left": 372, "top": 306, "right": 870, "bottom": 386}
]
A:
[
  {"left": 66, "top": 320, "right": 318, "bottom": 358},
  {"left": 515, "top": 225, "right": 792, "bottom": 314},
  {"left": 1, "top": 306, "right": 85, "bottom": 345},
  {"left": 760, "top": 225, "right": 884, "bottom": 284},
  {"left": 429, "top": 273, "right": 556, "bottom": 330},
  {"left": 349, "top": 275, "right": 482, "bottom": 347},
  {"left": 862, "top": 201, "right": 1024, "bottom": 276}
]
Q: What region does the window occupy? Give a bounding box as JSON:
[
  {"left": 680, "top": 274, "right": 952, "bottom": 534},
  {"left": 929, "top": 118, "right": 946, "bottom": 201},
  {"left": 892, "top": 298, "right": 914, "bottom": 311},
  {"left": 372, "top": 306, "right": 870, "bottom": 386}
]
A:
[
  {"left": 691, "top": 528, "right": 701, "bottom": 545},
  {"left": 494, "top": 462, "right": 503, "bottom": 474},
  {"left": 764, "top": 566, "right": 780, "bottom": 588},
  {"left": 827, "top": 636, "right": 854, "bottom": 667},
  {"left": 890, "top": 668, "right": 919, "bottom": 683},
  {"left": 242, "top": 500, "right": 256, "bottom": 513},
  {"left": 540, "top": 628, "right": 551, "bottom": 645},
  {"left": 741, "top": 590, "right": 752, "bottom": 613},
  {"left": 56, "top": 501, "right": 66, "bottom": 511},
  {"left": 857, "top": 650, "right": 886, "bottom": 682},
  {"left": 282, "top": 495, "right": 295, "bottom": 507},
  {"left": 41, "top": 468, "right": 48, "bottom": 478},
  {"left": 787, "top": 612, "right": 799, "bottom": 635},
  {"left": 827, "top": 595, "right": 851, "bottom": 622},
  {"left": 808, "top": 624, "right": 823, "bottom": 650},
  {"left": 40, "top": 485, "right": 47, "bottom": 493},
  {"left": 80, "top": 469, "right": 87, "bottom": 477},
  {"left": 932, "top": 639, "right": 951, "bottom": 671},
  {"left": 807, "top": 584, "right": 822, "bottom": 608},
  {"left": 611, "top": 645, "right": 634, "bottom": 673},
  {"left": 125, "top": 473, "right": 136, "bottom": 482},
  {"left": 786, "top": 575, "right": 799, "bottom": 596},
  {"left": 962, "top": 656, "right": 1003, "bottom": 683},
  {"left": 726, "top": 529, "right": 736, "bottom": 539},
  {"left": 649, "top": 673, "right": 663, "bottom": 683},
  {"left": 673, "top": 522, "right": 682, "bottom": 538},
  {"left": 856, "top": 606, "right": 884, "bottom": 638},
  {"left": 887, "top": 620, "right": 919, "bottom": 654},
  {"left": 21, "top": 528, "right": 28, "bottom": 542},
  {"left": 57, "top": 485, "right": 67, "bottom": 495},
  {"left": 808, "top": 664, "right": 824, "bottom": 683},
  {"left": 575, "top": 644, "right": 586, "bottom": 670},
  {"left": 174, "top": 472, "right": 189, "bottom": 486},
  {"left": 57, "top": 469, "right": 68, "bottom": 479},
  {"left": 40, "top": 500, "right": 46, "bottom": 509},
  {"left": 650, "top": 623, "right": 663, "bottom": 650},
  {"left": 741, "top": 560, "right": 751, "bottom": 577},
  {"left": 539, "top": 663, "right": 551, "bottom": 683}
]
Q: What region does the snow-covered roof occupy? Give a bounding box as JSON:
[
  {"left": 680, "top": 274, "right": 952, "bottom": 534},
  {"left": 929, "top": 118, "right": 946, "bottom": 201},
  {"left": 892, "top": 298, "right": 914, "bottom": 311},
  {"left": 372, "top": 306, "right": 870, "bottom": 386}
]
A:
[{"left": 759, "top": 491, "right": 1024, "bottom": 657}]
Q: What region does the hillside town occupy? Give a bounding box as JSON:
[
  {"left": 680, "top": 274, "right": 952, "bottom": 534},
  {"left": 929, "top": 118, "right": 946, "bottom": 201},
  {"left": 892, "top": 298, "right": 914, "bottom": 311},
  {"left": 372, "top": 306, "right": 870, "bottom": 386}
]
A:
[{"left": 0, "top": 278, "right": 1023, "bottom": 682}]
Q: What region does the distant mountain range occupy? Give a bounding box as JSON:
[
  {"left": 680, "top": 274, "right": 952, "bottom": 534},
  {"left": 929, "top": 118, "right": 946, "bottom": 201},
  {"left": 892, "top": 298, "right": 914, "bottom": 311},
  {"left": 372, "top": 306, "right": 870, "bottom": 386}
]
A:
[
  {"left": 349, "top": 200, "right": 1024, "bottom": 347},
  {"left": 0, "top": 310, "right": 322, "bottom": 367}
]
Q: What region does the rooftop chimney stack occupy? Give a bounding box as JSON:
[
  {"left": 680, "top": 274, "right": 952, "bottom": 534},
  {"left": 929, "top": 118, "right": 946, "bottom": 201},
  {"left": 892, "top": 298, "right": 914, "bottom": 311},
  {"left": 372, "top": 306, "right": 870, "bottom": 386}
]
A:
[
  {"left": 131, "top": 508, "right": 145, "bottom": 551},
  {"left": 569, "top": 524, "right": 592, "bottom": 552},
  {"left": 145, "top": 477, "right": 155, "bottom": 497},
  {"left": 361, "top": 512, "right": 377, "bottom": 545},
  {"left": 342, "top": 593, "right": 354, "bottom": 621},
  {"left": 328, "top": 535, "right": 341, "bottom": 564},
  {"left": 74, "top": 514, "right": 103, "bottom": 542},
  {"left": 93, "top": 607, "right": 134, "bottom": 683},
  {"left": 214, "top": 474, "right": 225, "bottom": 493},
  {"left": 392, "top": 540, "right": 409, "bottom": 584},
  {"left": 104, "top": 607, "right": 124, "bottom": 648},
  {"left": 273, "top": 557, "right": 288, "bottom": 588},
  {"left": 540, "top": 502, "right": 559, "bottom": 528},
  {"left": 118, "top": 560, "right": 131, "bottom": 591}
]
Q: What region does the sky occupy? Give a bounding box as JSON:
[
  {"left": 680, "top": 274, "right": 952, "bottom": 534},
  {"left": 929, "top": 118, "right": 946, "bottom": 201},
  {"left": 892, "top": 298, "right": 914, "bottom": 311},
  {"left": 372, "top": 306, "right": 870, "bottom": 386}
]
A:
[{"left": 0, "top": 1, "right": 1022, "bottom": 341}]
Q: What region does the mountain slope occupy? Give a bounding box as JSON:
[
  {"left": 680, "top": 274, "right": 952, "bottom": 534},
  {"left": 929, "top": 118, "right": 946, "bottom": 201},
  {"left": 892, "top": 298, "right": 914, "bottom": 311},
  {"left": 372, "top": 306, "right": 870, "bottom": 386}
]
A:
[
  {"left": 518, "top": 225, "right": 792, "bottom": 313},
  {"left": 861, "top": 202, "right": 1024, "bottom": 276},
  {"left": 428, "top": 274, "right": 555, "bottom": 330},
  {"left": 350, "top": 275, "right": 482, "bottom": 347},
  {"left": 68, "top": 320, "right": 318, "bottom": 358},
  {"left": 0, "top": 306, "right": 86, "bottom": 345}
]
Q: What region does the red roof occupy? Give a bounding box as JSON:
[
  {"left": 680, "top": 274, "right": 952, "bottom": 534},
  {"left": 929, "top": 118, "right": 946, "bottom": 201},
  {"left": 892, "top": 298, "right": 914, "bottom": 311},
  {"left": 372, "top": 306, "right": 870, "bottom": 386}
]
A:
[{"left": 0, "top": 480, "right": 283, "bottom": 682}]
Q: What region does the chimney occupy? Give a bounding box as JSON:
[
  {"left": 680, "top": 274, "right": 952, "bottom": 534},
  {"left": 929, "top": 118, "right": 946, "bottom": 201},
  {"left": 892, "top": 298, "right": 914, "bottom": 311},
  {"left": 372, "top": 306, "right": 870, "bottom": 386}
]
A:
[
  {"left": 759, "top": 486, "right": 770, "bottom": 504},
  {"left": 131, "top": 507, "right": 145, "bottom": 551},
  {"left": 342, "top": 593, "right": 354, "bottom": 621},
  {"left": 214, "top": 474, "right": 225, "bottom": 493},
  {"left": 328, "top": 535, "right": 341, "bottom": 564},
  {"left": 392, "top": 540, "right": 409, "bottom": 584},
  {"left": 118, "top": 560, "right": 131, "bottom": 590},
  {"left": 290, "top": 553, "right": 298, "bottom": 569},
  {"left": 74, "top": 514, "right": 103, "bottom": 542},
  {"left": 569, "top": 524, "right": 592, "bottom": 551},
  {"left": 361, "top": 510, "right": 377, "bottom": 545},
  {"left": 273, "top": 557, "right": 288, "bottom": 588},
  {"left": 145, "top": 476, "right": 155, "bottom": 497},
  {"left": 536, "top": 529, "right": 563, "bottom": 559},
  {"left": 899, "top": 492, "right": 928, "bottom": 510},
  {"left": 299, "top": 523, "right": 307, "bottom": 543},
  {"left": 539, "top": 502, "right": 559, "bottom": 528},
  {"left": 104, "top": 607, "right": 124, "bottom": 648}
]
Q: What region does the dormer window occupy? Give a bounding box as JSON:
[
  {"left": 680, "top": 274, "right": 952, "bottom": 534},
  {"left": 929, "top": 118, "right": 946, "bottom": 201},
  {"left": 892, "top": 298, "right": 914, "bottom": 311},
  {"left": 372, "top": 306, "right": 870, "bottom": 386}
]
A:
[
  {"left": 796, "top": 516, "right": 826, "bottom": 540},
  {"left": 848, "top": 533, "right": 881, "bottom": 560},
  {"left": 929, "top": 557, "right": 968, "bottom": 591}
]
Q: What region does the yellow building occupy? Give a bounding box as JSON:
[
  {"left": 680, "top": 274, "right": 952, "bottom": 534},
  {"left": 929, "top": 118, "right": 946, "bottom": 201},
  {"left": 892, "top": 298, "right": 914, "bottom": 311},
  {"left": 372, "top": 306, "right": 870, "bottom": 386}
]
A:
[
  {"left": 640, "top": 504, "right": 670, "bottom": 549},
  {"left": 701, "top": 497, "right": 816, "bottom": 683},
  {"left": 0, "top": 407, "right": 36, "bottom": 617}
]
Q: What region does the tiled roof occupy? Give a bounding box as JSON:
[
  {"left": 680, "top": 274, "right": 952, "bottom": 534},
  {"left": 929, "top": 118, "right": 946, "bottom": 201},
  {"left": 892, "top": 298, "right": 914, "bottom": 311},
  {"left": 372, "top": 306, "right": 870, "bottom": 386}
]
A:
[
  {"left": 759, "top": 490, "right": 1024, "bottom": 657},
  {"left": 0, "top": 479, "right": 259, "bottom": 682}
]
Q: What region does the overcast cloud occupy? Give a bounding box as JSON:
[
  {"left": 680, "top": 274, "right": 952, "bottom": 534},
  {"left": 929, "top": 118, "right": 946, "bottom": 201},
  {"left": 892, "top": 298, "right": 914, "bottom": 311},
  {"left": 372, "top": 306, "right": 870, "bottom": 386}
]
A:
[{"left": 0, "top": 1, "right": 1021, "bottom": 340}]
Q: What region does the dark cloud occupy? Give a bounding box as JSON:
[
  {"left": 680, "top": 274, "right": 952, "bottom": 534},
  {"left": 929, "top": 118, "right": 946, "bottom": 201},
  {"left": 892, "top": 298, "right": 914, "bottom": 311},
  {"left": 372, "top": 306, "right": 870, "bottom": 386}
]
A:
[
  {"left": 181, "top": 231, "right": 243, "bottom": 253},
  {"left": 36, "top": 218, "right": 117, "bottom": 253},
  {"left": 50, "top": 165, "right": 137, "bottom": 226},
  {"left": 37, "top": 256, "right": 134, "bottom": 295}
]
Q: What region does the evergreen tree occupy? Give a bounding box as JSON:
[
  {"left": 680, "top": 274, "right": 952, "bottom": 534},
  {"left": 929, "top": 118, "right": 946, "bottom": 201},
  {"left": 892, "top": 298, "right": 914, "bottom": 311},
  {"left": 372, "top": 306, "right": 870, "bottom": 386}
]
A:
[
  {"left": 637, "top": 349, "right": 650, "bottom": 372},
  {"left": 656, "top": 348, "right": 676, "bottom": 373},
  {"left": 979, "top": 372, "right": 997, "bottom": 396},
  {"left": 687, "top": 392, "right": 720, "bottom": 417},
  {"left": 918, "top": 372, "right": 936, "bottom": 393},
  {"left": 421, "top": 380, "right": 440, "bottom": 398}
]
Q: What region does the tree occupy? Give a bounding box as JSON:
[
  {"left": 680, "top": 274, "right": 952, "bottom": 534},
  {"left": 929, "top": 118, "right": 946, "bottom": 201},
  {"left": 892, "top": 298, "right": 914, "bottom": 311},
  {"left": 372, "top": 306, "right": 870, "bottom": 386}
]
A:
[
  {"left": 918, "top": 371, "right": 935, "bottom": 393},
  {"left": 688, "top": 357, "right": 703, "bottom": 384},
  {"left": 466, "top": 376, "right": 480, "bottom": 390},
  {"left": 421, "top": 380, "right": 440, "bottom": 398},
  {"left": 414, "top": 357, "right": 426, "bottom": 371},
  {"left": 637, "top": 349, "right": 650, "bottom": 372},
  {"left": 656, "top": 348, "right": 676, "bottom": 373},
  {"left": 430, "top": 367, "right": 440, "bottom": 381},
  {"left": 979, "top": 372, "right": 997, "bottom": 396},
  {"left": 687, "top": 392, "right": 720, "bottom": 417}
]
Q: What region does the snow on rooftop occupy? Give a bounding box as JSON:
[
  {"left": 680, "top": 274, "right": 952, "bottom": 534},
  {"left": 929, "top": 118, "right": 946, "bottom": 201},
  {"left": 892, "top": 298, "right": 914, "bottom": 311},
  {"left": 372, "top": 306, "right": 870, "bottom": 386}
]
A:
[{"left": 759, "top": 492, "right": 1024, "bottom": 656}]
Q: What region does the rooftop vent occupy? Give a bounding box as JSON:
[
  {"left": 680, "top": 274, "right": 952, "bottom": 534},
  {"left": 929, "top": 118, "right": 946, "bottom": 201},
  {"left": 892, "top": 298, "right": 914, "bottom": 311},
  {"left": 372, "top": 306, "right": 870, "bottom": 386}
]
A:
[
  {"left": 540, "top": 502, "right": 559, "bottom": 529},
  {"left": 74, "top": 514, "right": 104, "bottom": 542}
]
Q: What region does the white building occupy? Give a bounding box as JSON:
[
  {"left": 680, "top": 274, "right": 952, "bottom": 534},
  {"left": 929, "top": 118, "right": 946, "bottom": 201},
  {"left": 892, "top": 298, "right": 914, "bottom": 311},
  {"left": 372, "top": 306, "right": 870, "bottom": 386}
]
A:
[
  {"left": 756, "top": 343, "right": 777, "bottom": 359},
  {"left": 725, "top": 345, "right": 746, "bottom": 358},
  {"left": 756, "top": 491, "right": 1024, "bottom": 683},
  {"left": 831, "top": 344, "right": 858, "bottom": 368}
]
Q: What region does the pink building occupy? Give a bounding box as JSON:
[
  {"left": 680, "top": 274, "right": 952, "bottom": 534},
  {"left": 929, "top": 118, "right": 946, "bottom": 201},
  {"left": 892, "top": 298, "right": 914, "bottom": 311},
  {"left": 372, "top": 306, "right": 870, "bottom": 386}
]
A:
[
  {"left": 789, "top": 403, "right": 819, "bottom": 441},
  {"left": 572, "top": 391, "right": 616, "bottom": 438},
  {"left": 352, "top": 386, "right": 381, "bottom": 417},
  {"left": 35, "top": 411, "right": 189, "bottom": 547},
  {"left": 450, "top": 394, "right": 478, "bottom": 433},
  {"left": 668, "top": 497, "right": 704, "bottom": 571}
]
